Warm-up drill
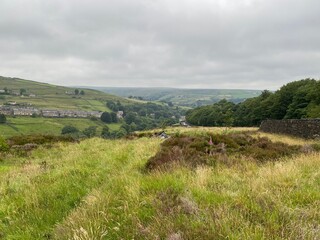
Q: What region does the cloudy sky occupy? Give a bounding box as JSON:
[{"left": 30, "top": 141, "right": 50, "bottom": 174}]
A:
[{"left": 1, "top": 0, "right": 319, "bottom": 90}]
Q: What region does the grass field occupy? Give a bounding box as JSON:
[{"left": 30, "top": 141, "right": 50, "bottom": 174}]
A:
[
  {"left": 0, "top": 127, "right": 319, "bottom": 239},
  {"left": 0, "top": 117, "right": 121, "bottom": 138}
]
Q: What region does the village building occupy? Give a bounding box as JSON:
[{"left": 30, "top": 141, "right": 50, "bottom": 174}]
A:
[
  {"left": 0, "top": 106, "right": 13, "bottom": 115},
  {"left": 59, "top": 110, "right": 78, "bottom": 118},
  {"left": 180, "top": 121, "right": 190, "bottom": 127},
  {"left": 117, "top": 111, "right": 124, "bottom": 119},
  {"left": 41, "top": 109, "right": 60, "bottom": 117},
  {"left": 88, "top": 111, "right": 102, "bottom": 118},
  {"left": 0, "top": 104, "right": 103, "bottom": 119},
  {"left": 13, "top": 107, "right": 39, "bottom": 116},
  {"left": 179, "top": 116, "right": 186, "bottom": 122}
]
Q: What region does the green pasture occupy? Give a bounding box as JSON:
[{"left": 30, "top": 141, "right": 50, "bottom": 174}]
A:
[{"left": 0, "top": 117, "right": 120, "bottom": 138}]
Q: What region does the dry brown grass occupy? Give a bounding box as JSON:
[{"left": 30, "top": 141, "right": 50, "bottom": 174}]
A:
[{"left": 254, "top": 131, "right": 318, "bottom": 145}]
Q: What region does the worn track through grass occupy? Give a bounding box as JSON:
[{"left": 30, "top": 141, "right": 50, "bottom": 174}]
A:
[{"left": 0, "top": 128, "right": 319, "bottom": 239}]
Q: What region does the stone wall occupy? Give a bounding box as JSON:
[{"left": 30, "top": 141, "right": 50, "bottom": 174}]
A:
[{"left": 259, "top": 119, "right": 320, "bottom": 139}]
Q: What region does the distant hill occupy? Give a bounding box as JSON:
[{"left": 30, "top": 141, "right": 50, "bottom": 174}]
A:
[
  {"left": 0, "top": 76, "right": 134, "bottom": 111},
  {"left": 86, "top": 87, "right": 262, "bottom": 107}
]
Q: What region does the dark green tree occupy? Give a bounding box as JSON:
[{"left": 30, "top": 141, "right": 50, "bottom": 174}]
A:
[
  {"left": 0, "top": 114, "right": 6, "bottom": 124},
  {"left": 124, "top": 112, "right": 136, "bottom": 124},
  {"left": 121, "top": 123, "right": 131, "bottom": 133},
  {"left": 106, "top": 100, "right": 118, "bottom": 111},
  {"left": 115, "top": 128, "right": 127, "bottom": 138},
  {"left": 101, "top": 126, "right": 110, "bottom": 139},
  {"left": 100, "top": 112, "right": 112, "bottom": 123},
  {"left": 110, "top": 112, "right": 118, "bottom": 123},
  {"left": 129, "top": 122, "right": 137, "bottom": 132},
  {"left": 83, "top": 126, "right": 97, "bottom": 137},
  {"left": 61, "top": 126, "right": 79, "bottom": 135},
  {"left": 20, "top": 88, "right": 26, "bottom": 95},
  {"left": 270, "top": 79, "right": 314, "bottom": 119}
]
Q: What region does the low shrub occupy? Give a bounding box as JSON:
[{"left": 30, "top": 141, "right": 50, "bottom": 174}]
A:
[
  {"left": 7, "top": 134, "right": 76, "bottom": 146},
  {"left": 0, "top": 136, "right": 9, "bottom": 152},
  {"left": 145, "top": 133, "right": 307, "bottom": 171},
  {"left": 145, "top": 136, "right": 211, "bottom": 170},
  {"left": 311, "top": 143, "right": 320, "bottom": 151},
  {"left": 61, "top": 126, "right": 79, "bottom": 135}
]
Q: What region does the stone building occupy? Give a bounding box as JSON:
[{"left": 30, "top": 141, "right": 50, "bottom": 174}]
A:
[
  {"left": 41, "top": 110, "right": 60, "bottom": 117},
  {"left": 0, "top": 106, "right": 13, "bottom": 115},
  {"left": 13, "top": 107, "right": 39, "bottom": 116}
]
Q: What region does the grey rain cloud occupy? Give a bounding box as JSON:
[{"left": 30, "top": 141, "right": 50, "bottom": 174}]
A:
[{"left": 0, "top": 0, "right": 319, "bottom": 90}]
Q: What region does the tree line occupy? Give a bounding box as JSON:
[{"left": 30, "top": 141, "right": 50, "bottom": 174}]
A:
[
  {"left": 186, "top": 79, "right": 320, "bottom": 127},
  {"left": 93, "top": 100, "right": 186, "bottom": 138}
]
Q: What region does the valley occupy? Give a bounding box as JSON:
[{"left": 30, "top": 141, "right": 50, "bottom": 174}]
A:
[
  {"left": 0, "top": 76, "right": 319, "bottom": 239},
  {"left": 88, "top": 87, "right": 262, "bottom": 107}
]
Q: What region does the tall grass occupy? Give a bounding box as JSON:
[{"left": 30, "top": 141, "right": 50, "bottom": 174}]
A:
[
  {"left": 253, "top": 132, "right": 318, "bottom": 146},
  {"left": 0, "top": 128, "right": 319, "bottom": 239}
]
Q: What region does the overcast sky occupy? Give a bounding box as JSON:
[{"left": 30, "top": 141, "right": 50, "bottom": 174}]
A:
[{"left": 0, "top": 0, "right": 319, "bottom": 90}]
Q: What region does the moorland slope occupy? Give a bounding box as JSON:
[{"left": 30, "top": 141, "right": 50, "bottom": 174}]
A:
[{"left": 0, "top": 127, "right": 319, "bottom": 239}]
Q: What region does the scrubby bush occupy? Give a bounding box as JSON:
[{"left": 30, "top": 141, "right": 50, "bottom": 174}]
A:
[
  {"left": 83, "top": 126, "right": 97, "bottom": 138},
  {"left": 90, "top": 116, "right": 98, "bottom": 121},
  {"left": 115, "top": 128, "right": 127, "bottom": 138},
  {"left": 101, "top": 126, "right": 110, "bottom": 139},
  {"left": 0, "top": 114, "right": 6, "bottom": 124},
  {"left": 311, "top": 143, "right": 320, "bottom": 151},
  {"left": 0, "top": 136, "right": 9, "bottom": 152},
  {"left": 146, "top": 133, "right": 305, "bottom": 171},
  {"left": 61, "top": 126, "right": 79, "bottom": 135},
  {"left": 7, "top": 134, "right": 76, "bottom": 146}
]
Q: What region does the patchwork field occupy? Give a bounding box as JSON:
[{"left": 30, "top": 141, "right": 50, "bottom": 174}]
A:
[
  {"left": 0, "top": 76, "right": 134, "bottom": 111},
  {"left": 0, "top": 127, "right": 319, "bottom": 239}
]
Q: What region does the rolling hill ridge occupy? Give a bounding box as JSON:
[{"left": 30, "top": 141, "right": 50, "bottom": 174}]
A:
[{"left": 88, "top": 86, "right": 262, "bottom": 107}]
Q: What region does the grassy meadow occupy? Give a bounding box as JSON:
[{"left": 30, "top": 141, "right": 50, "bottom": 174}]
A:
[
  {"left": 0, "top": 117, "right": 121, "bottom": 138},
  {"left": 0, "top": 127, "right": 319, "bottom": 239}
]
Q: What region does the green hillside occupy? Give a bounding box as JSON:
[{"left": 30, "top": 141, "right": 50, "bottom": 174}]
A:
[
  {"left": 0, "top": 77, "right": 185, "bottom": 138},
  {"left": 90, "top": 87, "right": 262, "bottom": 107},
  {"left": 0, "top": 76, "right": 133, "bottom": 111},
  {"left": 0, "top": 76, "right": 137, "bottom": 137},
  {"left": 0, "top": 127, "right": 319, "bottom": 239}
]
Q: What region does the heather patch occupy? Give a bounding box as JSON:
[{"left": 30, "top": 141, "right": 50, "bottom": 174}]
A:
[{"left": 146, "top": 133, "right": 310, "bottom": 170}]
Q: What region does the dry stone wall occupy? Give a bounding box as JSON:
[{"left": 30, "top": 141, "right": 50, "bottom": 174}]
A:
[{"left": 259, "top": 119, "right": 320, "bottom": 139}]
